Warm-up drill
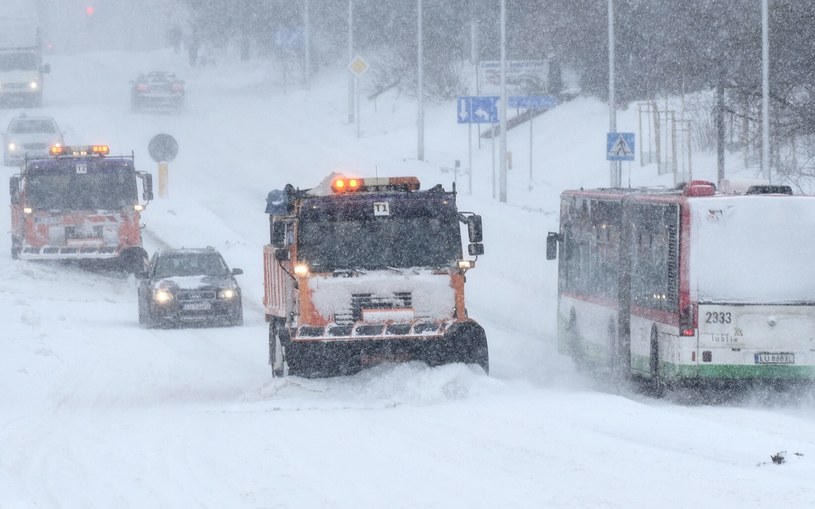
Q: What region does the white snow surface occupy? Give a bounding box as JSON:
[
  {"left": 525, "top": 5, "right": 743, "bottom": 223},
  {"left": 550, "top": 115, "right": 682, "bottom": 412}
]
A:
[{"left": 1, "top": 49, "right": 814, "bottom": 508}]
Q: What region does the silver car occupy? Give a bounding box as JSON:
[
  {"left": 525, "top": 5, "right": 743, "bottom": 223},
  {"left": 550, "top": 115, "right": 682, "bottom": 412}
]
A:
[{"left": 3, "top": 114, "right": 64, "bottom": 166}]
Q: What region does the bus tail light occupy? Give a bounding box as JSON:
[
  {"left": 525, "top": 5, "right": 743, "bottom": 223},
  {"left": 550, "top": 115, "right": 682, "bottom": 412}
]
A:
[{"left": 680, "top": 304, "right": 696, "bottom": 337}]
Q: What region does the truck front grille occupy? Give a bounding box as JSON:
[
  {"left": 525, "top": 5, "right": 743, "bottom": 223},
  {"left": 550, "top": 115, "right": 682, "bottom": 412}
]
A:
[{"left": 334, "top": 291, "right": 413, "bottom": 324}]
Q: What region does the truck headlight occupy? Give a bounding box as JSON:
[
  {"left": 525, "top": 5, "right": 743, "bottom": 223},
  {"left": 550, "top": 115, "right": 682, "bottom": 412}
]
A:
[
  {"left": 8, "top": 142, "right": 18, "bottom": 152},
  {"left": 29, "top": 81, "right": 39, "bottom": 90},
  {"left": 154, "top": 289, "right": 173, "bottom": 303}
]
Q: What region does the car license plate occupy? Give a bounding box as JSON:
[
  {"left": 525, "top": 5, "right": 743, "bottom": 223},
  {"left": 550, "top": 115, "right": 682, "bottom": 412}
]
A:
[
  {"left": 754, "top": 352, "right": 794, "bottom": 365},
  {"left": 183, "top": 302, "right": 211, "bottom": 311}
]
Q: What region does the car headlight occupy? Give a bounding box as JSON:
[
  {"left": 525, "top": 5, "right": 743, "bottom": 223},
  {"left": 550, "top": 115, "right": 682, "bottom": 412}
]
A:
[
  {"left": 219, "top": 288, "right": 238, "bottom": 300},
  {"left": 154, "top": 289, "right": 173, "bottom": 303},
  {"left": 29, "top": 81, "right": 39, "bottom": 90},
  {"left": 7, "top": 142, "right": 18, "bottom": 152}
]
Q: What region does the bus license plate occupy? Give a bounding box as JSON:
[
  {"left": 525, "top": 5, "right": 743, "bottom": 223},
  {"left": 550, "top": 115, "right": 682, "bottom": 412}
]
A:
[
  {"left": 183, "top": 302, "right": 211, "bottom": 311},
  {"left": 754, "top": 353, "right": 794, "bottom": 365}
]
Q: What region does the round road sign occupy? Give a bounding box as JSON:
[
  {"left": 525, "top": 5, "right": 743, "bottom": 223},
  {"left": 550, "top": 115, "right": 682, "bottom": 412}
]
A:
[{"left": 148, "top": 133, "right": 179, "bottom": 163}]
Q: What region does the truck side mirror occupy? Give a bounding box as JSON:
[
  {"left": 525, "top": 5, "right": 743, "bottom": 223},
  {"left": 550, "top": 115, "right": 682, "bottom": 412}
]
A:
[
  {"left": 275, "top": 248, "right": 290, "bottom": 261},
  {"left": 467, "top": 215, "right": 483, "bottom": 243},
  {"left": 271, "top": 221, "right": 286, "bottom": 247},
  {"left": 232, "top": 268, "right": 243, "bottom": 275},
  {"left": 142, "top": 173, "right": 154, "bottom": 201},
  {"left": 42, "top": 63, "right": 51, "bottom": 73},
  {"left": 10, "top": 176, "right": 20, "bottom": 205},
  {"left": 546, "top": 232, "right": 560, "bottom": 260},
  {"left": 468, "top": 243, "right": 484, "bottom": 256}
]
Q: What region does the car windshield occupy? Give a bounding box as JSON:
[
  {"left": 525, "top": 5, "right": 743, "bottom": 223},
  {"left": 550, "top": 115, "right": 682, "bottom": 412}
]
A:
[
  {"left": 153, "top": 253, "right": 228, "bottom": 278},
  {"left": 10, "top": 119, "right": 57, "bottom": 134}
]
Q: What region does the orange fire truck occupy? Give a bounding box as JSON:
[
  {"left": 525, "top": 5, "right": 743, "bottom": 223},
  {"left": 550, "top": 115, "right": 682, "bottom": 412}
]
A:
[
  {"left": 9, "top": 144, "right": 153, "bottom": 272},
  {"left": 263, "top": 174, "right": 488, "bottom": 378}
]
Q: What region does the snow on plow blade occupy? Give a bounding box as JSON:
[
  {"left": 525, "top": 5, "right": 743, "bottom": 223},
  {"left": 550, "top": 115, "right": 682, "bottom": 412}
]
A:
[{"left": 284, "top": 320, "right": 488, "bottom": 378}]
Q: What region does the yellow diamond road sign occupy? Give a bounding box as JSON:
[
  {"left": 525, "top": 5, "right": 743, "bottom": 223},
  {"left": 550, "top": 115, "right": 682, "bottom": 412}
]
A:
[{"left": 348, "top": 55, "right": 369, "bottom": 77}]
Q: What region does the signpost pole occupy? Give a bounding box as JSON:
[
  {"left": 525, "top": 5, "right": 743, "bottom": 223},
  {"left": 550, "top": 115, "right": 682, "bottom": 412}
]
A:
[
  {"left": 498, "top": 0, "right": 508, "bottom": 202},
  {"left": 491, "top": 124, "right": 496, "bottom": 199},
  {"left": 158, "top": 161, "right": 168, "bottom": 198},
  {"left": 355, "top": 76, "right": 361, "bottom": 138},
  {"left": 528, "top": 113, "right": 533, "bottom": 190},
  {"left": 468, "top": 122, "right": 473, "bottom": 194}
]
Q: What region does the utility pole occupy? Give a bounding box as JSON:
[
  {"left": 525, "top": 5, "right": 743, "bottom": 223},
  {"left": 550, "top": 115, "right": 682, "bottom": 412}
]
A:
[
  {"left": 498, "top": 0, "right": 507, "bottom": 202},
  {"left": 608, "top": 0, "right": 620, "bottom": 187},
  {"left": 304, "top": 0, "right": 310, "bottom": 90},
  {"left": 761, "top": 0, "right": 770, "bottom": 182},
  {"left": 347, "top": 0, "right": 354, "bottom": 124},
  {"left": 417, "top": 0, "right": 425, "bottom": 161}
]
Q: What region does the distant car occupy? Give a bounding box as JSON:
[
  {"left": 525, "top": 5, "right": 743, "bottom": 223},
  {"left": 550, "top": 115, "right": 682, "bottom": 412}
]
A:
[
  {"left": 137, "top": 247, "right": 243, "bottom": 328},
  {"left": 3, "top": 114, "right": 64, "bottom": 166},
  {"left": 130, "top": 71, "right": 185, "bottom": 112}
]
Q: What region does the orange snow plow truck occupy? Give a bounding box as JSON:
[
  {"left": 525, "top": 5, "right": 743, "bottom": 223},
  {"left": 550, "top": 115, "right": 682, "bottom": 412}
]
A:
[
  {"left": 263, "top": 174, "right": 488, "bottom": 378},
  {"left": 9, "top": 144, "right": 153, "bottom": 272}
]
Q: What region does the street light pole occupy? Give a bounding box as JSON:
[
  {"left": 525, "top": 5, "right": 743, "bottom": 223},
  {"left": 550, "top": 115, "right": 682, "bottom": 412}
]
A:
[
  {"left": 761, "top": 0, "right": 770, "bottom": 182},
  {"left": 347, "top": 0, "right": 354, "bottom": 124},
  {"left": 418, "top": 0, "right": 425, "bottom": 161},
  {"left": 608, "top": 0, "right": 619, "bottom": 187},
  {"left": 498, "top": 0, "right": 507, "bottom": 202},
  {"left": 304, "top": 0, "right": 310, "bottom": 90}
]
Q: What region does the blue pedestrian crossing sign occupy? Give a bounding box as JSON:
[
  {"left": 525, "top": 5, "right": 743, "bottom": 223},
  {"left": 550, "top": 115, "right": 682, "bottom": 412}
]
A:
[
  {"left": 457, "top": 96, "right": 499, "bottom": 124},
  {"left": 607, "top": 132, "right": 635, "bottom": 161}
]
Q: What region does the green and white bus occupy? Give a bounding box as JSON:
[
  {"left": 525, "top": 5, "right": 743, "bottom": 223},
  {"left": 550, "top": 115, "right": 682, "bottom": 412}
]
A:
[{"left": 547, "top": 180, "right": 815, "bottom": 394}]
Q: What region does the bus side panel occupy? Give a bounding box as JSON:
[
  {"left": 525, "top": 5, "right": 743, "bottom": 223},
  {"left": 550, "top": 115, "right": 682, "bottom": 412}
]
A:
[
  {"left": 558, "top": 293, "right": 618, "bottom": 368},
  {"left": 628, "top": 313, "right": 696, "bottom": 379}
]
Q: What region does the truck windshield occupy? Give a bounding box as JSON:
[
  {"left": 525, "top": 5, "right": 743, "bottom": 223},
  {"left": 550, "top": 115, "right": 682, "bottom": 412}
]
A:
[
  {"left": 0, "top": 52, "right": 37, "bottom": 71},
  {"left": 25, "top": 164, "right": 138, "bottom": 211},
  {"left": 298, "top": 197, "right": 462, "bottom": 271}
]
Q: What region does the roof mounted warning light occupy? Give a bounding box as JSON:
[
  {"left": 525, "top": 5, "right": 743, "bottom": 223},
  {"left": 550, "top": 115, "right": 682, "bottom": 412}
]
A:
[
  {"left": 50, "top": 144, "right": 110, "bottom": 157},
  {"left": 331, "top": 176, "right": 421, "bottom": 194},
  {"left": 682, "top": 180, "right": 716, "bottom": 197}
]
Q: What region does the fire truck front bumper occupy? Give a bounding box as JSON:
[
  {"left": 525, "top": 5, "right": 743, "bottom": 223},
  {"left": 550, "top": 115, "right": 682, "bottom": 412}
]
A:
[{"left": 19, "top": 246, "right": 120, "bottom": 259}]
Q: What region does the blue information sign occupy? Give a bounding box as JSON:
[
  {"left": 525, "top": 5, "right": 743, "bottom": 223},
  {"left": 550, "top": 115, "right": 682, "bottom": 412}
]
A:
[
  {"left": 508, "top": 95, "right": 557, "bottom": 110},
  {"left": 456, "top": 96, "right": 499, "bottom": 124}
]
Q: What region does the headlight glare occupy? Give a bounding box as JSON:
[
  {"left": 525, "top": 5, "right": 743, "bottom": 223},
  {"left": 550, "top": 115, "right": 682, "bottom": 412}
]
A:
[
  {"left": 219, "top": 288, "right": 237, "bottom": 300},
  {"left": 154, "top": 289, "right": 173, "bottom": 303}
]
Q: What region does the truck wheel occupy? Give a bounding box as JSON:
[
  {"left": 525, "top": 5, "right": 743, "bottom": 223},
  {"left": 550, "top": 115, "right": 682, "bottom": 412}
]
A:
[
  {"left": 119, "top": 248, "right": 149, "bottom": 274},
  {"left": 11, "top": 237, "right": 21, "bottom": 259},
  {"left": 566, "top": 310, "right": 587, "bottom": 370},
  {"left": 268, "top": 321, "right": 285, "bottom": 377},
  {"left": 442, "top": 321, "right": 489, "bottom": 374}
]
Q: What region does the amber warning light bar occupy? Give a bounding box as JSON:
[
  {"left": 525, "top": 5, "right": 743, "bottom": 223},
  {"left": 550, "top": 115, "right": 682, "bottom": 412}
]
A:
[
  {"left": 331, "top": 176, "right": 421, "bottom": 193},
  {"left": 50, "top": 144, "right": 110, "bottom": 157}
]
